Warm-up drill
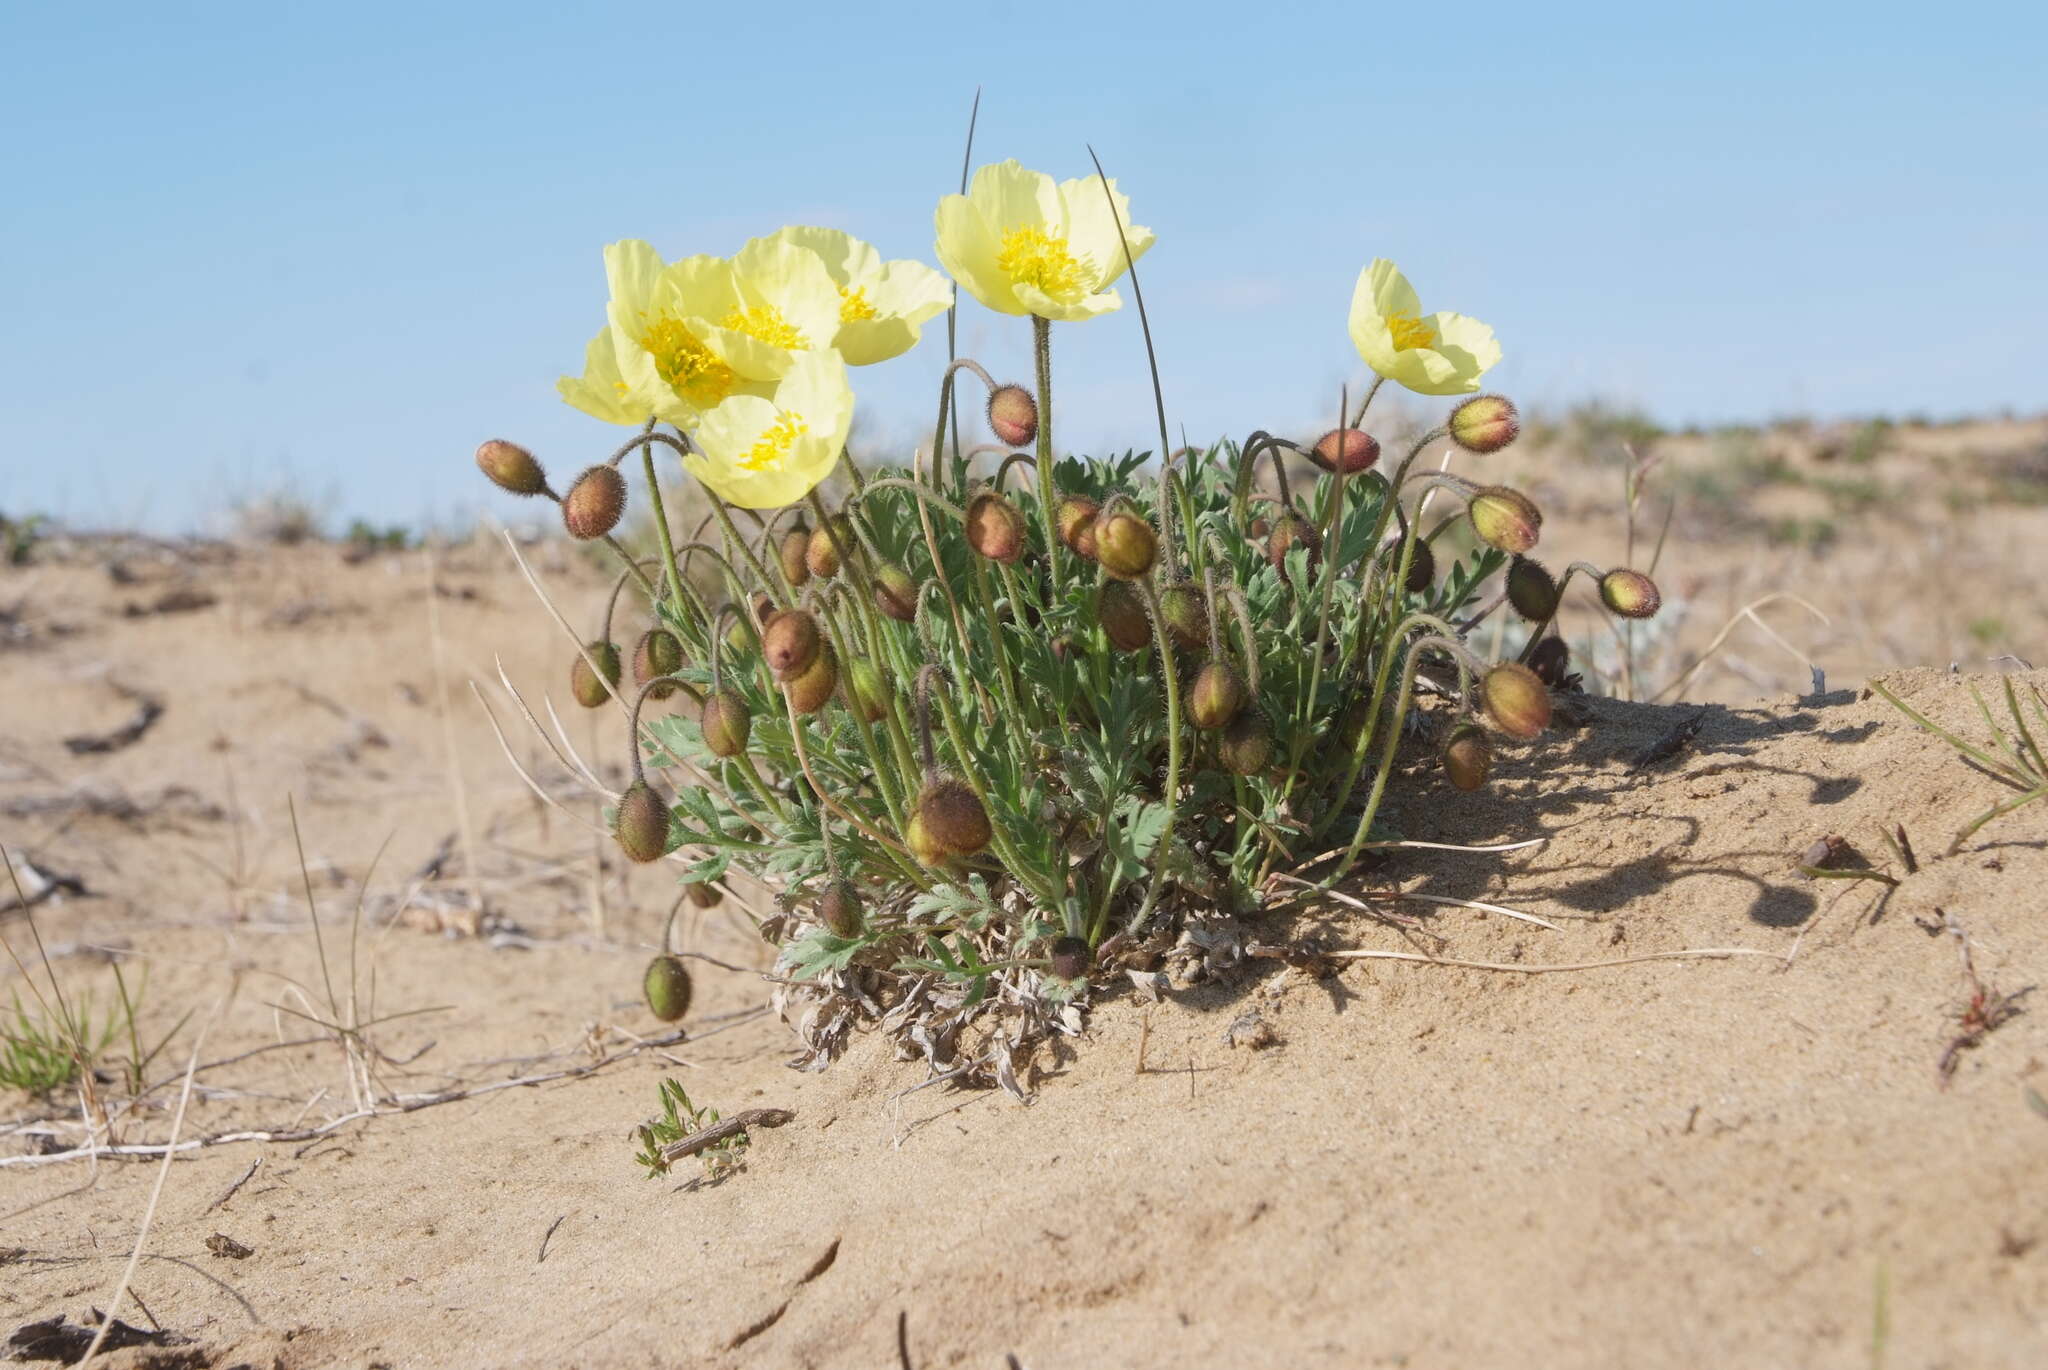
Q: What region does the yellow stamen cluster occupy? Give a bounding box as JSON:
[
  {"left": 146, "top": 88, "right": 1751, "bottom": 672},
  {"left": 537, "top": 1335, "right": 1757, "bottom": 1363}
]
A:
[
  {"left": 1387, "top": 311, "right": 1436, "bottom": 352},
  {"left": 720, "top": 304, "right": 809, "bottom": 350},
  {"left": 640, "top": 315, "right": 736, "bottom": 408},
  {"left": 837, "top": 285, "right": 877, "bottom": 322},
  {"left": 739, "top": 412, "right": 808, "bottom": 472},
  {"left": 996, "top": 225, "right": 1093, "bottom": 303}
]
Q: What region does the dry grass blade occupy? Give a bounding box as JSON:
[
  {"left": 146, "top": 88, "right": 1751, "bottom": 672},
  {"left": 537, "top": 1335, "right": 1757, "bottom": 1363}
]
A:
[
  {"left": 1328, "top": 946, "right": 1785, "bottom": 974},
  {"left": 1651, "top": 593, "right": 1829, "bottom": 704},
  {"left": 1270, "top": 872, "right": 1560, "bottom": 931},
  {"left": 469, "top": 682, "right": 610, "bottom": 839}
]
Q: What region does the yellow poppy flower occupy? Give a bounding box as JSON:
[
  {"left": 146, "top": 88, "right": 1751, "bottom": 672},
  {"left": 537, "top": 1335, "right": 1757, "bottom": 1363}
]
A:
[
  {"left": 933, "top": 159, "right": 1154, "bottom": 321},
  {"left": 683, "top": 237, "right": 844, "bottom": 382},
  {"left": 1348, "top": 259, "right": 1501, "bottom": 396},
  {"left": 600, "top": 239, "right": 761, "bottom": 428},
  {"left": 557, "top": 323, "right": 649, "bottom": 426},
  {"left": 688, "top": 350, "right": 854, "bottom": 509},
  {"left": 760, "top": 226, "right": 952, "bottom": 365}
]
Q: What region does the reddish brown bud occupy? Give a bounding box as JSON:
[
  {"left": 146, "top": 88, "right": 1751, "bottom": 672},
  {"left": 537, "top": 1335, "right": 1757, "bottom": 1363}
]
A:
[
  {"left": 818, "top": 881, "right": 864, "bottom": 938},
  {"left": 779, "top": 521, "right": 812, "bottom": 588},
  {"left": 784, "top": 643, "right": 838, "bottom": 715},
  {"left": 1442, "top": 723, "right": 1492, "bottom": 791},
  {"left": 561, "top": 464, "right": 627, "bottom": 540},
  {"left": 1481, "top": 663, "right": 1551, "bottom": 741},
  {"left": 1311, "top": 428, "right": 1381, "bottom": 475},
  {"left": 1055, "top": 496, "right": 1101, "bottom": 559},
  {"left": 685, "top": 880, "right": 723, "bottom": 909},
  {"left": 1267, "top": 512, "right": 1323, "bottom": 581},
  {"left": 917, "top": 776, "right": 991, "bottom": 855},
  {"left": 965, "top": 491, "right": 1026, "bottom": 564},
  {"left": 699, "top": 687, "right": 751, "bottom": 757},
  {"left": 1188, "top": 661, "right": 1247, "bottom": 730},
  {"left": 762, "top": 609, "right": 821, "bottom": 679},
  {"left": 1528, "top": 635, "right": 1572, "bottom": 688},
  {"left": 987, "top": 384, "right": 1039, "bottom": 448}
]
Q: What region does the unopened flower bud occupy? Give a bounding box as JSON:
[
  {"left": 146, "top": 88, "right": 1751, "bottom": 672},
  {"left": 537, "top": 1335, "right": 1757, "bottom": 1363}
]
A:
[
  {"left": 561, "top": 465, "right": 627, "bottom": 540},
  {"left": 1505, "top": 557, "right": 1559, "bottom": 621},
  {"left": 685, "top": 880, "right": 723, "bottom": 909},
  {"left": 1599, "top": 568, "right": 1662, "bottom": 619},
  {"left": 784, "top": 643, "right": 838, "bottom": 715},
  {"left": 873, "top": 563, "right": 918, "bottom": 622},
  {"left": 1481, "top": 662, "right": 1551, "bottom": 741},
  {"left": 966, "top": 491, "right": 1026, "bottom": 564},
  {"left": 1528, "top": 635, "right": 1572, "bottom": 688},
  {"left": 1311, "top": 428, "right": 1381, "bottom": 474},
  {"left": 1449, "top": 394, "right": 1521, "bottom": 454},
  {"left": 1219, "top": 709, "right": 1274, "bottom": 775},
  {"left": 818, "top": 881, "right": 864, "bottom": 939},
  {"left": 780, "top": 521, "right": 812, "bottom": 588},
  {"left": 762, "top": 609, "right": 821, "bottom": 679},
  {"left": 632, "top": 629, "right": 684, "bottom": 701},
  {"left": 1049, "top": 935, "right": 1091, "bottom": 980},
  {"left": 475, "top": 439, "right": 547, "bottom": 496},
  {"left": 1093, "top": 509, "right": 1158, "bottom": 580},
  {"left": 987, "top": 384, "right": 1039, "bottom": 448},
  {"left": 1468, "top": 486, "right": 1542, "bottom": 555},
  {"left": 1159, "top": 582, "right": 1208, "bottom": 650},
  {"left": 614, "top": 781, "right": 672, "bottom": 863},
  {"left": 1056, "top": 496, "right": 1101, "bottom": 559},
  {"left": 642, "top": 954, "right": 692, "bottom": 1022},
  {"left": 699, "top": 687, "right": 751, "bottom": 757},
  {"left": 1442, "top": 723, "right": 1492, "bottom": 791},
  {"left": 1268, "top": 512, "right": 1323, "bottom": 581},
  {"left": 1188, "top": 661, "right": 1247, "bottom": 730},
  {"left": 917, "top": 777, "right": 992, "bottom": 855},
  {"left": 806, "top": 518, "right": 850, "bottom": 580},
  {"left": 843, "top": 657, "right": 890, "bottom": 724},
  {"left": 1096, "top": 581, "right": 1151, "bottom": 652},
  {"left": 570, "top": 640, "right": 621, "bottom": 709}
]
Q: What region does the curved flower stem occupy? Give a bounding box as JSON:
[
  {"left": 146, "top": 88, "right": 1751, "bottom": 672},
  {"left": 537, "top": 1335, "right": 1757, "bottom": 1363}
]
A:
[
  {"left": 628, "top": 431, "right": 687, "bottom": 620},
  {"left": 778, "top": 687, "right": 928, "bottom": 887},
  {"left": 1105, "top": 577, "right": 1183, "bottom": 943},
  {"left": 597, "top": 534, "right": 661, "bottom": 604},
  {"left": 1348, "top": 374, "right": 1386, "bottom": 430},
  {"left": 728, "top": 750, "right": 792, "bottom": 826},
  {"left": 854, "top": 477, "right": 968, "bottom": 525},
  {"left": 928, "top": 675, "right": 1057, "bottom": 912},
  {"left": 1031, "top": 316, "right": 1065, "bottom": 599}
]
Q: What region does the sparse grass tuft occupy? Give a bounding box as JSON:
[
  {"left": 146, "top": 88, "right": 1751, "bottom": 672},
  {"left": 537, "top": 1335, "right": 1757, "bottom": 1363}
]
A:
[{"left": 1872, "top": 676, "right": 2048, "bottom": 852}]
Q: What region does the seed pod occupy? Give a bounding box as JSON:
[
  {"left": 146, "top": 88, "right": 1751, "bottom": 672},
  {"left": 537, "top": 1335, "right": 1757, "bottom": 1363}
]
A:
[
  {"left": 632, "top": 629, "right": 684, "bottom": 701},
  {"left": 987, "top": 383, "right": 1038, "bottom": 447},
  {"left": 1159, "top": 581, "right": 1208, "bottom": 651},
  {"left": 685, "top": 880, "right": 723, "bottom": 909},
  {"left": 779, "top": 521, "right": 812, "bottom": 588},
  {"left": 843, "top": 657, "right": 890, "bottom": 724},
  {"left": 1528, "top": 634, "right": 1572, "bottom": 689},
  {"left": 1442, "top": 723, "right": 1492, "bottom": 791},
  {"left": 1049, "top": 935, "right": 1091, "bottom": 980},
  {"left": 873, "top": 563, "right": 918, "bottom": 622},
  {"left": 474, "top": 439, "right": 547, "bottom": 496},
  {"left": 1449, "top": 394, "right": 1521, "bottom": 454},
  {"left": 570, "top": 640, "right": 621, "bottom": 709},
  {"left": 904, "top": 812, "right": 950, "bottom": 867},
  {"left": 642, "top": 954, "right": 692, "bottom": 1022},
  {"left": 1188, "top": 661, "right": 1247, "bottom": 730},
  {"left": 1093, "top": 509, "right": 1158, "bottom": 580},
  {"left": 1267, "top": 512, "right": 1323, "bottom": 581},
  {"left": 1311, "top": 428, "right": 1381, "bottom": 474},
  {"left": 1404, "top": 537, "right": 1436, "bottom": 593},
  {"left": 1219, "top": 709, "right": 1274, "bottom": 776},
  {"left": 966, "top": 491, "right": 1026, "bottom": 564},
  {"left": 806, "top": 518, "right": 849, "bottom": 579},
  {"left": 1481, "top": 663, "right": 1551, "bottom": 741},
  {"left": 1599, "top": 568, "right": 1662, "bottom": 619},
  {"left": 784, "top": 643, "right": 838, "bottom": 715},
  {"left": 1055, "top": 496, "right": 1101, "bottom": 559},
  {"left": 817, "top": 881, "right": 864, "bottom": 938},
  {"left": 1096, "top": 581, "right": 1151, "bottom": 652},
  {"left": 614, "top": 781, "right": 671, "bottom": 863},
  {"left": 762, "top": 609, "right": 821, "bottom": 679},
  {"left": 699, "top": 687, "right": 751, "bottom": 757},
  {"left": 1505, "top": 557, "right": 1559, "bottom": 621},
  {"left": 917, "top": 776, "right": 991, "bottom": 855},
  {"left": 561, "top": 464, "right": 627, "bottom": 540},
  {"left": 1468, "top": 487, "right": 1542, "bottom": 555}
]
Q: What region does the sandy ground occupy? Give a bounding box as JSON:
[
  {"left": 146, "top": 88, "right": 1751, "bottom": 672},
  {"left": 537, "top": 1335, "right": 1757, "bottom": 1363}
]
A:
[{"left": 3, "top": 425, "right": 2046, "bottom": 1367}]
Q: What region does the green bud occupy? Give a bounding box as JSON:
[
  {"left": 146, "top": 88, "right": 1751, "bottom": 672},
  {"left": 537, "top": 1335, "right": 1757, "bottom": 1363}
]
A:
[
  {"left": 1188, "top": 660, "right": 1247, "bottom": 730},
  {"left": 904, "top": 811, "right": 950, "bottom": 867},
  {"left": 1093, "top": 509, "right": 1158, "bottom": 580},
  {"left": 642, "top": 954, "right": 693, "bottom": 1022},
  {"left": 818, "top": 881, "right": 864, "bottom": 939},
  {"left": 699, "top": 687, "right": 751, "bottom": 757},
  {"left": 1056, "top": 496, "right": 1101, "bottom": 559},
  {"left": 570, "top": 640, "right": 621, "bottom": 709},
  {"left": 1449, "top": 394, "right": 1520, "bottom": 454},
  {"left": 1096, "top": 581, "right": 1151, "bottom": 652},
  {"left": 1218, "top": 709, "right": 1274, "bottom": 776},
  {"left": 1599, "top": 568, "right": 1662, "bottom": 619},
  {"left": 843, "top": 657, "right": 890, "bottom": 724},
  {"left": 806, "top": 518, "right": 849, "bottom": 579},
  {"left": 1468, "top": 487, "right": 1542, "bottom": 555},
  {"left": 1159, "top": 581, "right": 1208, "bottom": 651},
  {"left": 614, "top": 781, "right": 672, "bottom": 864},
  {"left": 685, "top": 880, "right": 723, "bottom": 909},
  {"left": 873, "top": 563, "right": 918, "bottom": 622},
  {"left": 1505, "top": 557, "right": 1559, "bottom": 621},
  {"left": 1404, "top": 537, "right": 1436, "bottom": 593},
  {"left": 632, "top": 629, "right": 684, "bottom": 701}
]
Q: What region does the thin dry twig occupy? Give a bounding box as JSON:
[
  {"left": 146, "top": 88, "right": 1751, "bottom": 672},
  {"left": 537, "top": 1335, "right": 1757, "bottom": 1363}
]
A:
[{"left": 1326, "top": 946, "right": 1785, "bottom": 974}]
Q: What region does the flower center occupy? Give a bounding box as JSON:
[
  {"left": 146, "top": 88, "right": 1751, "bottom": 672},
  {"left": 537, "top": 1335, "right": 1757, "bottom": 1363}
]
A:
[
  {"left": 719, "top": 304, "right": 808, "bottom": 350},
  {"left": 838, "top": 285, "right": 877, "bottom": 323},
  {"left": 1387, "top": 311, "right": 1437, "bottom": 352},
  {"left": 640, "top": 315, "right": 736, "bottom": 409},
  {"left": 996, "top": 225, "right": 1093, "bottom": 303},
  {"left": 739, "top": 412, "right": 808, "bottom": 472}
]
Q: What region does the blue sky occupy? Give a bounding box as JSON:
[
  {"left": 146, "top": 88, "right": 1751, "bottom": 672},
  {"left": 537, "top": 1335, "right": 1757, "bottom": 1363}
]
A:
[{"left": 3, "top": 1, "right": 2042, "bottom": 533}]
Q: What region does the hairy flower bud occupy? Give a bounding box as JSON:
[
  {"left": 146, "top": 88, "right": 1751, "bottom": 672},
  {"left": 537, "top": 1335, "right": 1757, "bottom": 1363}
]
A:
[
  {"left": 1311, "top": 428, "right": 1381, "bottom": 475},
  {"left": 685, "top": 880, "right": 723, "bottom": 909},
  {"left": 1505, "top": 557, "right": 1559, "bottom": 621},
  {"left": 762, "top": 609, "right": 821, "bottom": 679},
  {"left": 1267, "top": 512, "right": 1323, "bottom": 581},
  {"left": 1599, "top": 568, "right": 1662, "bottom": 619},
  {"left": 1096, "top": 581, "right": 1151, "bottom": 652},
  {"left": 1481, "top": 662, "right": 1551, "bottom": 741},
  {"left": 1093, "top": 509, "right": 1158, "bottom": 580},
  {"left": 904, "top": 812, "right": 950, "bottom": 867},
  {"left": 1468, "top": 486, "right": 1542, "bottom": 555},
  {"left": 966, "top": 491, "right": 1026, "bottom": 564},
  {"left": 632, "top": 629, "right": 684, "bottom": 701},
  {"left": 614, "top": 781, "right": 671, "bottom": 863},
  {"left": 475, "top": 439, "right": 547, "bottom": 496},
  {"left": 1049, "top": 935, "right": 1091, "bottom": 981},
  {"left": 987, "top": 383, "right": 1039, "bottom": 448},
  {"left": 1528, "top": 634, "right": 1573, "bottom": 689},
  {"left": 818, "top": 881, "right": 864, "bottom": 939},
  {"left": 1442, "top": 723, "right": 1493, "bottom": 791},
  {"left": 561, "top": 465, "right": 626, "bottom": 540},
  {"left": 1056, "top": 496, "right": 1101, "bottom": 559},
  {"left": 1188, "top": 661, "right": 1247, "bottom": 730},
  {"left": 699, "top": 687, "right": 751, "bottom": 758},
  {"left": 806, "top": 518, "right": 850, "bottom": 580},
  {"left": 784, "top": 643, "right": 838, "bottom": 715},
  {"left": 917, "top": 776, "right": 992, "bottom": 855},
  {"left": 570, "top": 640, "right": 621, "bottom": 709},
  {"left": 1219, "top": 709, "right": 1274, "bottom": 776},
  {"left": 1159, "top": 581, "right": 1208, "bottom": 651},
  {"left": 1449, "top": 394, "right": 1521, "bottom": 454},
  {"left": 873, "top": 563, "right": 918, "bottom": 622},
  {"left": 843, "top": 657, "right": 889, "bottom": 724},
  {"left": 1405, "top": 537, "right": 1436, "bottom": 593},
  {"left": 780, "top": 521, "right": 813, "bottom": 588},
  {"left": 642, "top": 954, "right": 693, "bottom": 1022}
]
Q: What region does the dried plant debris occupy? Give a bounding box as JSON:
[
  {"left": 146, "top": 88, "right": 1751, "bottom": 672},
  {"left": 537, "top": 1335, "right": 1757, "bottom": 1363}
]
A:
[
  {"left": 4, "top": 1312, "right": 194, "bottom": 1362},
  {"left": 205, "top": 1232, "right": 254, "bottom": 1260},
  {"left": 62, "top": 688, "right": 164, "bottom": 755}
]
